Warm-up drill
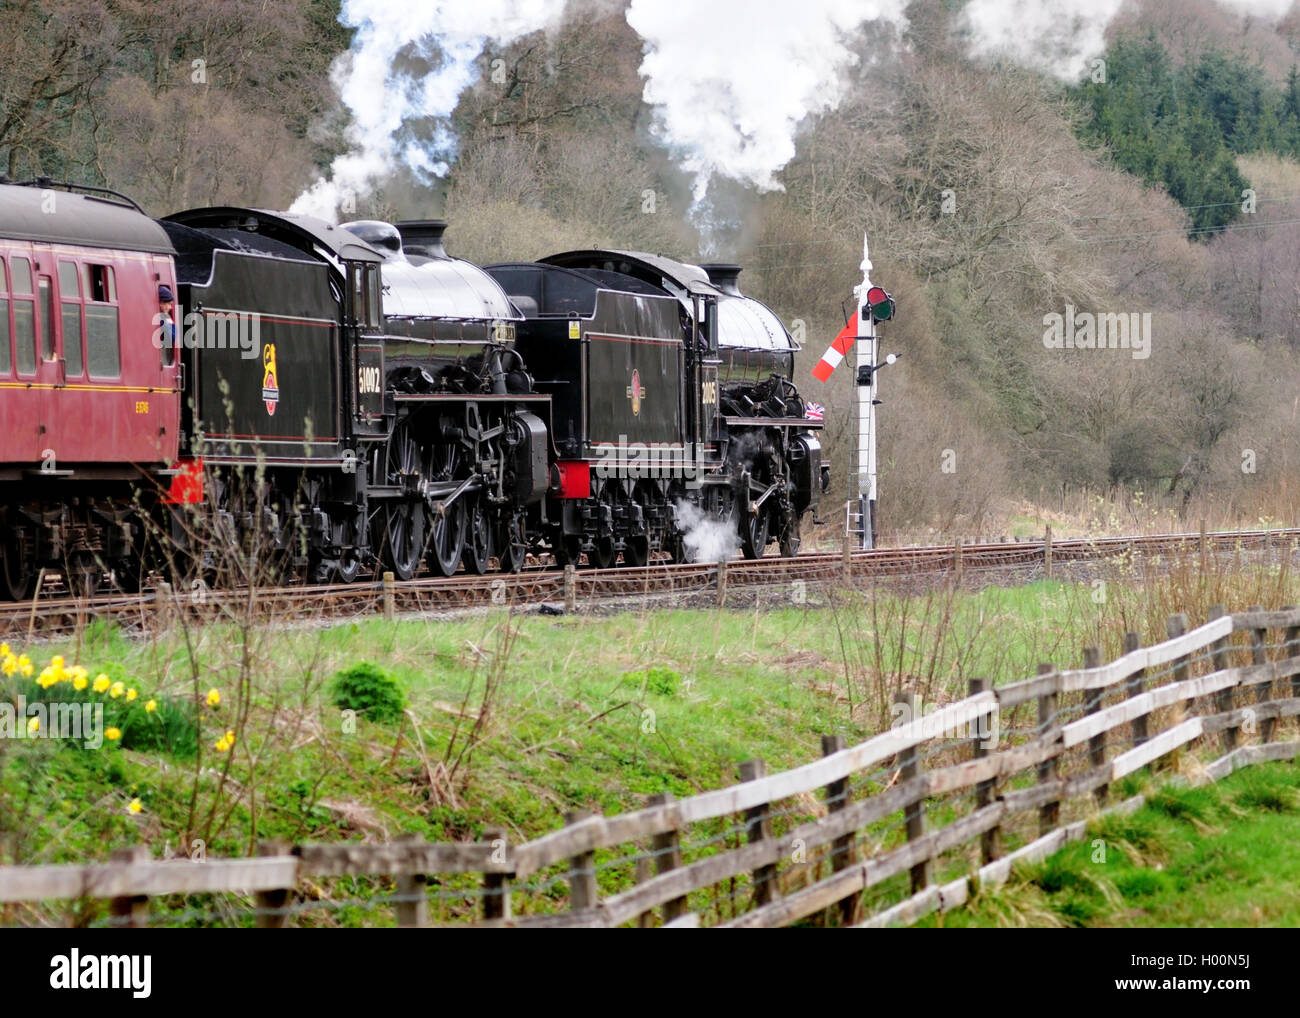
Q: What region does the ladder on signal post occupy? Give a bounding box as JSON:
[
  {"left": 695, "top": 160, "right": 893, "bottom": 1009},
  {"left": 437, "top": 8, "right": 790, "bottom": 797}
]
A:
[{"left": 845, "top": 498, "right": 872, "bottom": 550}]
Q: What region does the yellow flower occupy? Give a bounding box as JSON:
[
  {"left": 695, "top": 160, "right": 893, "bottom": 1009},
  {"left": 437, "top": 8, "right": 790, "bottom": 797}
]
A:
[
  {"left": 50, "top": 655, "right": 64, "bottom": 669},
  {"left": 109, "top": 681, "right": 125, "bottom": 699},
  {"left": 144, "top": 699, "right": 157, "bottom": 713},
  {"left": 1, "top": 655, "right": 15, "bottom": 676},
  {"left": 92, "top": 674, "right": 110, "bottom": 693},
  {"left": 70, "top": 665, "right": 88, "bottom": 683},
  {"left": 18, "top": 655, "right": 32, "bottom": 677},
  {"left": 214, "top": 736, "right": 230, "bottom": 752},
  {"left": 0, "top": 641, "right": 9, "bottom": 657},
  {"left": 126, "top": 688, "right": 138, "bottom": 702},
  {"left": 127, "top": 798, "right": 143, "bottom": 814},
  {"left": 72, "top": 674, "right": 88, "bottom": 691},
  {"left": 26, "top": 717, "right": 39, "bottom": 733},
  {"left": 205, "top": 688, "right": 221, "bottom": 708},
  {"left": 105, "top": 727, "right": 121, "bottom": 741},
  {"left": 36, "top": 668, "right": 56, "bottom": 689}
]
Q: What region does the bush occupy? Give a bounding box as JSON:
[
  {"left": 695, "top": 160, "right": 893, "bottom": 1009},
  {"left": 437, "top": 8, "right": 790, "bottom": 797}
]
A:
[{"left": 330, "top": 662, "right": 406, "bottom": 724}]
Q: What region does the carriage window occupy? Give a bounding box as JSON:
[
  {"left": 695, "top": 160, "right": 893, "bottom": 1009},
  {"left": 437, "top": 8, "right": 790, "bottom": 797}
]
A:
[
  {"left": 14, "top": 299, "right": 34, "bottom": 374},
  {"left": 86, "top": 306, "right": 120, "bottom": 378},
  {"left": 39, "top": 278, "right": 54, "bottom": 360},
  {"left": 84, "top": 264, "right": 115, "bottom": 303},
  {"left": 58, "top": 261, "right": 78, "bottom": 296},
  {"left": 58, "top": 261, "right": 83, "bottom": 376},
  {"left": 0, "top": 261, "right": 9, "bottom": 375},
  {"left": 10, "top": 256, "right": 31, "bottom": 293}
]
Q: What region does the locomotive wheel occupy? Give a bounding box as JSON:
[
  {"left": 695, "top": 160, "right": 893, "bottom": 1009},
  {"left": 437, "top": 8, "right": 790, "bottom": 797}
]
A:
[
  {"left": 461, "top": 494, "right": 493, "bottom": 575},
  {"left": 380, "top": 427, "right": 426, "bottom": 582},
  {"left": 623, "top": 485, "right": 652, "bottom": 567},
  {"left": 496, "top": 514, "right": 527, "bottom": 573},
  {"left": 0, "top": 530, "right": 34, "bottom": 601},
  {"left": 426, "top": 498, "right": 467, "bottom": 577},
  {"left": 740, "top": 508, "right": 771, "bottom": 560},
  {"left": 779, "top": 513, "right": 802, "bottom": 558}
]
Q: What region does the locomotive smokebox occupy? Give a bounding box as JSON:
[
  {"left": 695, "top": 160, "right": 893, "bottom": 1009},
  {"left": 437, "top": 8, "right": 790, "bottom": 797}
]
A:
[
  {"left": 700, "top": 263, "right": 743, "bottom": 296},
  {"left": 395, "top": 220, "right": 450, "bottom": 261}
]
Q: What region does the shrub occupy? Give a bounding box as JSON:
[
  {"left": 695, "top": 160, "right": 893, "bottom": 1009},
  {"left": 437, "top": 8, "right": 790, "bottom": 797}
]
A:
[{"left": 330, "top": 662, "right": 406, "bottom": 724}]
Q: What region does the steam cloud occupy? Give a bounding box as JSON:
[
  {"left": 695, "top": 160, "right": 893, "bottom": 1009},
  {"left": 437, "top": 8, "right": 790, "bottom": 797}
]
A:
[
  {"left": 961, "top": 0, "right": 1295, "bottom": 82},
  {"left": 673, "top": 500, "right": 740, "bottom": 564},
  {"left": 625, "top": 0, "right": 908, "bottom": 204},
  {"left": 290, "top": 0, "right": 565, "bottom": 221}
]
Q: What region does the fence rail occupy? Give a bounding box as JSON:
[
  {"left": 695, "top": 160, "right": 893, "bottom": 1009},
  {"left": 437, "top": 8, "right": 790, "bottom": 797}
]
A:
[{"left": 3, "top": 603, "right": 1299, "bottom": 928}]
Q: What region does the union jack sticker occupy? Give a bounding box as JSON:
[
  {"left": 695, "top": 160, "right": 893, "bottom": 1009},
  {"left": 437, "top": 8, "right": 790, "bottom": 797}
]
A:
[{"left": 804, "top": 401, "right": 825, "bottom": 421}]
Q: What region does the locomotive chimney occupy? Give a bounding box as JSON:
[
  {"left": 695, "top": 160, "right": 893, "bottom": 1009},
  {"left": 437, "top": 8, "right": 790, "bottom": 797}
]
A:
[
  {"left": 395, "top": 220, "right": 450, "bottom": 260},
  {"left": 700, "top": 263, "right": 743, "bottom": 296}
]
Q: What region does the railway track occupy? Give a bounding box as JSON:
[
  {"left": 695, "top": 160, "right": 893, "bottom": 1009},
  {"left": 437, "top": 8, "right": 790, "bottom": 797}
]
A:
[{"left": 1, "top": 527, "right": 1295, "bottom": 639}]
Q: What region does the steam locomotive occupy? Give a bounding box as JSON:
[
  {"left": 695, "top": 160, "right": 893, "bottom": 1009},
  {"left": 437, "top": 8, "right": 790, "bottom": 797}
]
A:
[{"left": 0, "top": 179, "right": 824, "bottom": 598}]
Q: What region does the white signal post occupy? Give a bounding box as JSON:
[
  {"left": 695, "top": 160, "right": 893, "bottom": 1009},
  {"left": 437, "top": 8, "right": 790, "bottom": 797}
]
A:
[{"left": 854, "top": 233, "right": 877, "bottom": 549}]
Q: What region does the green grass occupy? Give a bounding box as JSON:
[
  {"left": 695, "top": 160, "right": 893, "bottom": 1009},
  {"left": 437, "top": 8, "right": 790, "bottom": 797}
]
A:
[
  {"left": 920, "top": 764, "right": 1300, "bottom": 928},
  {"left": 3, "top": 561, "right": 1299, "bottom": 924}
]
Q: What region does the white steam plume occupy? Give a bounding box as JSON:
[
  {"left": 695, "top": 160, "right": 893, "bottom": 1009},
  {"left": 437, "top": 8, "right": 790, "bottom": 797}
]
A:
[
  {"left": 625, "top": 0, "right": 909, "bottom": 205},
  {"left": 673, "top": 500, "right": 741, "bottom": 563},
  {"left": 961, "top": 0, "right": 1296, "bottom": 82},
  {"left": 290, "top": 0, "right": 565, "bottom": 221}
]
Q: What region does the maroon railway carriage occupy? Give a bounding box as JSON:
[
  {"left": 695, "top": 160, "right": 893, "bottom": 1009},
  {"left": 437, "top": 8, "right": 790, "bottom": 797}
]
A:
[{"left": 0, "top": 182, "right": 179, "bottom": 597}]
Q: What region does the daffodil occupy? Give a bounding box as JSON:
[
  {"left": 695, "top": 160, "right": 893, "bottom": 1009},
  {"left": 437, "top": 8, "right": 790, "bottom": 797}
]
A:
[
  {"left": 0, "top": 641, "right": 9, "bottom": 657},
  {"left": 72, "top": 674, "right": 88, "bottom": 691},
  {"left": 144, "top": 699, "right": 157, "bottom": 714},
  {"left": 127, "top": 798, "right": 143, "bottom": 814},
  {"left": 205, "top": 688, "right": 221, "bottom": 708},
  {"left": 105, "top": 727, "right": 121, "bottom": 741},
  {"left": 1, "top": 655, "right": 16, "bottom": 676},
  {"left": 92, "top": 674, "right": 110, "bottom": 693},
  {"left": 49, "top": 655, "right": 64, "bottom": 670},
  {"left": 109, "top": 681, "right": 125, "bottom": 699},
  {"left": 125, "top": 688, "right": 138, "bottom": 702},
  {"left": 18, "top": 655, "right": 33, "bottom": 677},
  {"left": 26, "top": 717, "right": 39, "bottom": 733},
  {"left": 36, "top": 668, "right": 57, "bottom": 689},
  {"left": 214, "top": 736, "right": 230, "bottom": 752}
]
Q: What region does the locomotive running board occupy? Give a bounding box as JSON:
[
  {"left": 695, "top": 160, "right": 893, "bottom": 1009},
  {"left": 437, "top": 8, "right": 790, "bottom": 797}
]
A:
[{"left": 723, "top": 416, "right": 823, "bottom": 429}]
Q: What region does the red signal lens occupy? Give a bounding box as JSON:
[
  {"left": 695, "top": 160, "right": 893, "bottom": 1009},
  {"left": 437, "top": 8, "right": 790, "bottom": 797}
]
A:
[{"left": 866, "top": 286, "right": 888, "bottom": 306}]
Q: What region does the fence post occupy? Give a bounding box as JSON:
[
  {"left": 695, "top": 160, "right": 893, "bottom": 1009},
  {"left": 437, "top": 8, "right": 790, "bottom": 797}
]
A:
[
  {"left": 648, "top": 791, "right": 687, "bottom": 924},
  {"left": 894, "top": 691, "right": 932, "bottom": 893},
  {"left": 820, "top": 734, "right": 858, "bottom": 926},
  {"left": 1248, "top": 604, "right": 1271, "bottom": 743},
  {"left": 842, "top": 530, "right": 852, "bottom": 581},
  {"left": 394, "top": 833, "right": 429, "bottom": 928},
  {"left": 254, "top": 839, "right": 291, "bottom": 929},
  {"left": 108, "top": 845, "right": 150, "bottom": 929},
  {"left": 482, "top": 825, "right": 511, "bottom": 922},
  {"left": 969, "top": 678, "right": 1001, "bottom": 865},
  {"left": 563, "top": 563, "right": 577, "bottom": 614},
  {"left": 564, "top": 809, "right": 598, "bottom": 915},
  {"left": 1083, "top": 646, "right": 1107, "bottom": 806},
  {"left": 739, "top": 759, "right": 777, "bottom": 908},
  {"left": 716, "top": 558, "right": 729, "bottom": 608},
  {"left": 1036, "top": 664, "right": 1061, "bottom": 836},
  {"left": 952, "top": 538, "right": 963, "bottom": 588},
  {"left": 1123, "top": 631, "right": 1148, "bottom": 746},
  {"left": 1286, "top": 609, "right": 1300, "bottom": 737},
  {"left": 1164, "top": 614, "right": 1189, "bottom": 772},
  {"left": 1208, "top": 605, "right": 1237, "bottom": 751},
  {"left": 1043, "top": 525, "right": 1053, "bottom": 579},
  {"left": 382, "top": 570, "right": 395, "bottom": 621}
]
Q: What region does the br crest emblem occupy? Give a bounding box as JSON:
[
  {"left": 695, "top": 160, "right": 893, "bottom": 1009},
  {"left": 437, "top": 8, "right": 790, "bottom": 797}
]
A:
[
  {"left": 626, "top": 369, "right": 645, "bottom": 417},
  {"left": 262, "top": 344, "right": 280, "bottom": 416}
]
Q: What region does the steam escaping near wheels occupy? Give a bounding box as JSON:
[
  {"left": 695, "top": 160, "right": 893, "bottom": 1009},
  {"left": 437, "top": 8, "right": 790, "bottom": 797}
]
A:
[{"left": 672, "top": 500, "right": 740, "bottom": 563}]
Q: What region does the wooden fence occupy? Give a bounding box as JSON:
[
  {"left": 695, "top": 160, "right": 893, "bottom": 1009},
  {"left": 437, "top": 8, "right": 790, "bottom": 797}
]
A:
[{"left": 3, "top": 603, "right": 1299, "bottom": 928}]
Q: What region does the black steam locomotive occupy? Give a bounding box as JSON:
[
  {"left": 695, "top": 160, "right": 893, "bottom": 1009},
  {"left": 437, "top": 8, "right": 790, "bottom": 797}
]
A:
[{"left": 0, "top": 180, "right": 824, "bottom": 596}]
